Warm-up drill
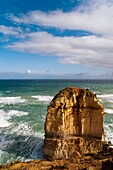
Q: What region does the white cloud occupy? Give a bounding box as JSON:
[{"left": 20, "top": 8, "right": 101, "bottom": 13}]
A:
[
  {"left": 7, "top": 31, "right": 113, "bottom": 68},
  {"left": 27, "top": 69, "right": 32, "bottom": 74},
  {"left": 0, "top": 25, "right": 22, "bottom": 35},
  {"left": 9, "top": 0, "right": 113, "bottom": 36},
  {"left": 4, "top": 0, "right": 113, "bottom": 69},
  {"left": 27, "top": 69, "right": 36, "bottom": 75}
]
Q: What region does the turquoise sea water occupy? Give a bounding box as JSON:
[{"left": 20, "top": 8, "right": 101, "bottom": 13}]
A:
[{"left": 0, "top": 79, "right": 113, "bottom": 164}]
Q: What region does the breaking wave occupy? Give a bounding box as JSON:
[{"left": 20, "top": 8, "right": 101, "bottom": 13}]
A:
[
  {"left": 104, "top": 123, "right": 113, "bottom": 144},
  {"left": 31, "top": 95, "right": 53, "bottom": 102},
  {"left": 105, "top": 108, "right": 113, "bottom": 114},
  {"left": 0, "top": 121, "right": 44, "bottom": 163},
  {"left": 97, "top": 94, "right": 113, "bottom": 103},
  {"left": 0, "top": 110, "right": 28, "bottom": 127},
  {"left": 0, "top": 96, "right": 27, "bottom": 105}
]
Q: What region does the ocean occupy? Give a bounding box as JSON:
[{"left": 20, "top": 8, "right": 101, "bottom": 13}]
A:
[{"left": 0, "top": 79, "right": 113, "bottom": 164}]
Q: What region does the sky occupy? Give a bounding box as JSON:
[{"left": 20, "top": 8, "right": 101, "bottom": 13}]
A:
[{"left": 0, "top": 0, "right": 113, "bottom": 79}]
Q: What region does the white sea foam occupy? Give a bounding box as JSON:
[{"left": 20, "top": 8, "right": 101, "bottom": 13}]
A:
[
  {"left": 9, "top": 122, "right": 44, "bottom": 138},
  {"left": 10, "top": 122, "right": 33, "bottom": 135},
  {"left": 104, "top": 123, "right": 113, "bottom": 144},
  {"left": 97, "top": 94, "right": 113, "bottom": 103},
  {"left": 0, "top": 123, "right": 44, "bottom": 163},
  {"left": 105, "top": 108, "right": 113, "bottom": 114},
  {"left": 0, "top": 120, "right": 44, "bottom": 162},
  {"left": 31, "top": 95, "right": 53, "bottom": 102},
  {"left": 0, "top": 110, "right": 28, "bottom": 127},
  {"left": 6, "top": 91, "right": 11, "bottom": 93},
  {"left": 0, "top": 96, "right": 27, "bottom": 105},
  {"left": 0, "top": 119, "right": 12, "bottom": 128}
]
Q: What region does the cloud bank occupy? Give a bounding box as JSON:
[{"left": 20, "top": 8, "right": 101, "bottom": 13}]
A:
[
  {"left": 7, "top": 31, "right": 113, "bottom": 67},
  {"left": 0, "top": 71, "right": 113, "bottom": 79},
  {"left": 9, "top": 0, "right": 113, "bottom": 36},
  {"left": 2, "top": 0, "right": 113, "bottom": 69}
]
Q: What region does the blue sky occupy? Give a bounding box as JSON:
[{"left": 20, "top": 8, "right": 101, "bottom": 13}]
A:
[{"left": 0, "top": 0, "right": 113, "bottom": 79}]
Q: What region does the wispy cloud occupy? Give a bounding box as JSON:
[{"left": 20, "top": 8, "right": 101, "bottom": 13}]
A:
[
  {"left": 9, "top": 0, "right": 113, "bottom": 36},
  {"left": 0, "top": 25, "right": 22, "bottom": 35},
  {"left": 7, "top": 31, "right": 113, "bottom": 68},
  {"left": 2, "top": 0, "right": 113, "bottom": 71}
]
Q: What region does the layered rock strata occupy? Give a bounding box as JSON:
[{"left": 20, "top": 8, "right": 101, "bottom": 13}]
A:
[{"left": 44, "top": 87, "right": 105, "bottom": 160}]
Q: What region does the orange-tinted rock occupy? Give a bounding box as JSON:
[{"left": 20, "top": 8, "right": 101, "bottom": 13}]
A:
[{"left": 44, "top": 87, "right": 105, "bottom": 160}]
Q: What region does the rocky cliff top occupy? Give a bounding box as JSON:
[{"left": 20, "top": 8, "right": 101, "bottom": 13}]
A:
[{"left": 1, "top": 149, "right": 113, "bottom": 170}]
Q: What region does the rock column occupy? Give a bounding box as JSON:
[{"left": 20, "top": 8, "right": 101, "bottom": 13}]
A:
[{"left": 44, "top": 87, "right": 105, "bottom": 160}]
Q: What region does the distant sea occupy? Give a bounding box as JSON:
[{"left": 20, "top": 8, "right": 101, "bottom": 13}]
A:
[{"left": 0, "top": 79, "right": 113, "bottom": 164}]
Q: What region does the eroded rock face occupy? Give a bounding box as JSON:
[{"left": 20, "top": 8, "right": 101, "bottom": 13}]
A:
[{"left": 44, "top": 87, "right": 105, "bottom": 160}]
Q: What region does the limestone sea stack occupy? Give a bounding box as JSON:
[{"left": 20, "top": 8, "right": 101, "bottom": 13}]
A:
[{"left": 44, "top": 87, "right": 105, "bottom": 160}]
